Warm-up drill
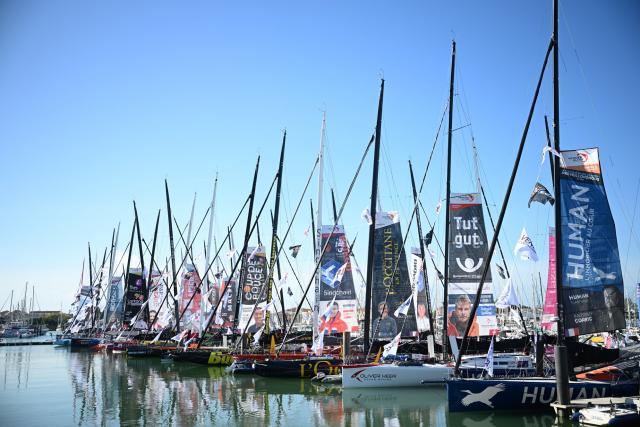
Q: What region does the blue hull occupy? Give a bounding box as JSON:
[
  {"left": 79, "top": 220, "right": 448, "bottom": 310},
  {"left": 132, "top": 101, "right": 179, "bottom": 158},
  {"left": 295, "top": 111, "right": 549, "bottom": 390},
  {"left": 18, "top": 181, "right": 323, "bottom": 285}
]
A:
[{"left": 447, "top": 378, "right": 638, "bottom": 412}]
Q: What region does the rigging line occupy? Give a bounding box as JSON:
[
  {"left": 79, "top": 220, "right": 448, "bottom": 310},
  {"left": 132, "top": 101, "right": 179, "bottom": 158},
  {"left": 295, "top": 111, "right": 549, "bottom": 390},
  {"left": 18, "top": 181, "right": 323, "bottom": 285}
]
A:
[
  {"left": 622, "top": 179, "right": 640, "bottom": 279},
  {"left": 233, "top": 155, "right": 320, "bottom": 347},
  {"left": 559, "top": 1, "right": 606, "bottom": 147},
  {"left": 278, "top": 135, "right": 374, "bottom": 354}
]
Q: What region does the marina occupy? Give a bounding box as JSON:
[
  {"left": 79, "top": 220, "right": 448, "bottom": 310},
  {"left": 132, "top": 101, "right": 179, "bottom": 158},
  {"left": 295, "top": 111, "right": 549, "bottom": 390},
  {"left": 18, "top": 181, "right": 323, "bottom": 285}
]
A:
[{"left": 1, "top": 1, "right": 639, "bottom": 426}]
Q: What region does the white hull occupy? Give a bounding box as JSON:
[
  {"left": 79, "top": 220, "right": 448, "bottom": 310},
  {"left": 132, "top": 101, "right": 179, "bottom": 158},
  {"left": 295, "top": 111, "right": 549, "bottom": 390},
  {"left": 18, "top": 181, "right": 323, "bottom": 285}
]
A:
[{"left": 342, "top": 364, "right": 451, "bottom": 388}]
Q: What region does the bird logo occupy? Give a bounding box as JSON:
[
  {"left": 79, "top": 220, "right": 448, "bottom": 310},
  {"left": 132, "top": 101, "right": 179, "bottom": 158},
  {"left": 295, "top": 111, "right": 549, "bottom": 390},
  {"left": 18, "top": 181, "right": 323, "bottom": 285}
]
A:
[
  {"left": 593, "top": 267, "right": 617, "bottom": 281},
  {"left": 460, "top": 383, "right": 506, "bottom": 408}
]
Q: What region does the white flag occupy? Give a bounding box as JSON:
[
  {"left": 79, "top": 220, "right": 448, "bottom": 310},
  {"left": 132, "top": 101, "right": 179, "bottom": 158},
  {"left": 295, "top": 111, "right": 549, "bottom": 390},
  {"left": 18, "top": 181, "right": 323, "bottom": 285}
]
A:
[
  {"left": 495, "top": 278, "right": 520, "bottom": 309},
  {"left": 361, "top": 208, "right": 373, "bottom": 225},
  {"left": 248, "top": 246, "right": 262, "bottom": 262},
  {"left": 311, "top": 328, "right": 325, "bottom": 355},
  {"left": 277, "top": 273, "right": 289, "bottom": 290},
  {"left": 382, "top": 332, "right": 402, "bottom": 358},
  {"left": 435, "top": 201, "right": 442, "bottom": 215},
  {"left": 226, "top": 249, "right": 236, "bottom": 259},
  {"left": 330, "top": 263, "right": 348, "bottom": 288},
  {"left": 253, "top": 325, "right": 265, "bottom": 345},
  {"left": 541, "top": 146, "right": 564, "bottom": 166},
  {"left": 514, "top": 228, "right": 539, "bottom": 262},
  {"left": 394, "top": 295, "right": 413, "bottom": 317},
  {"left": 483, "top": 336, "right": 495, "bottom": 377}
]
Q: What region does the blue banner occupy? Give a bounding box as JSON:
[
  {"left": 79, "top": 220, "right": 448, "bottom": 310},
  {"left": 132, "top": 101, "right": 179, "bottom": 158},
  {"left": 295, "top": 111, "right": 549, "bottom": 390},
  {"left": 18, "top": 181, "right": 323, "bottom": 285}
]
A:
[{"left": 560, "top": 148, "right": 625, "bottom": 335}]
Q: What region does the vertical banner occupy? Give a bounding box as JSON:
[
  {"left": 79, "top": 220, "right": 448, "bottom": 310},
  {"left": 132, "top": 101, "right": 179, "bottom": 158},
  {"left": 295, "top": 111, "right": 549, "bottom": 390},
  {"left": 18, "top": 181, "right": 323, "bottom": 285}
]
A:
[
  {"left": 447, "top": 193, "right": 498, "bottom": 337},
  {"left": 124, "top": 268, "right": 146, "bottom": 322},
  {"left": 560, "top": 148, "right": 625, "bottom": 335},
  {"left": 239, "top": 246, "right": 267, "bottom": 333},
  {"left": 104, "top": 275, "right": 123, "bottom": 326},
  {"left": 218, "top": 277, "right": 237, "bottom": 329},
  {"left": 318, "top": 225, "right": 359, "bottom": 335},
  {"left": 148, "top": 270, "right": 168, "bottom": 330},
  {"left": 636, "top": 283, "right": 640, "bottom": 328},
  {"left": 410, "top": 248, "right": 431, "bottom": 333},
  {"left": 371, "top": 212, "right": 415, "bottom": 338},
  {"left": 179, "top": 264, "right": 202, "bottom": 331},
  {"left": 541, "top": 227, "right": 558, "bottom": 332}
]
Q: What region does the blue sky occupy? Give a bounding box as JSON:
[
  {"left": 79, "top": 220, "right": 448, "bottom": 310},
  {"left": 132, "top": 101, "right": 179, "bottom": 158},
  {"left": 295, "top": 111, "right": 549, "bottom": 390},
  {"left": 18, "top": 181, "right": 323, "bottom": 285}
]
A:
[{"left": 0, "top": 1, "right": 638, "bottom": 313}]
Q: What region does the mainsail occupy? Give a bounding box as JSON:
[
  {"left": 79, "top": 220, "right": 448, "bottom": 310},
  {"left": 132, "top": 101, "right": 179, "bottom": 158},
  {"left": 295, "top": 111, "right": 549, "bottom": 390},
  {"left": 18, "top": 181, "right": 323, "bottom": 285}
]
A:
[
  {"left": 559, "top": 148, "right": 625, "bottom": 335},
  {"left": 371, "top": 212, "right": 416, "bottom": 338},
  {"left": 446, "top": 193, "right": 498, "bottom": 337},
  {"left": 317, "top": 225, "right": 359, "bottom": 334}
]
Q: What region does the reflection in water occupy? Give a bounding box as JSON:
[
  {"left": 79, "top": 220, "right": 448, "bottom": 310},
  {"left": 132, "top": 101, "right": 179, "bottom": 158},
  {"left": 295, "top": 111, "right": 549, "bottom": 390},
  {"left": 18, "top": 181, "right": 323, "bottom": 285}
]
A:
[{"left": 0, "top": 347, "right": 562, "bottom": 427}]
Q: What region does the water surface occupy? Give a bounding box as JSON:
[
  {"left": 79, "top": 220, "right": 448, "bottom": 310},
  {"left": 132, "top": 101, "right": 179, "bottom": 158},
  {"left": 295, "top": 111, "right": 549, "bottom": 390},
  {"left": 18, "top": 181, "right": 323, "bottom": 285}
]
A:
[{"left": 0, "top": 345, "right": 565, "bottom": 426}]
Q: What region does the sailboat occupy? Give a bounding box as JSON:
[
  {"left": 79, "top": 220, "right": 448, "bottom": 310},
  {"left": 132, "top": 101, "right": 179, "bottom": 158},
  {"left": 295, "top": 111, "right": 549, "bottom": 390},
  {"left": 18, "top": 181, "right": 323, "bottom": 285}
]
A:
[{"left": 447, "top": 0, "right": 638, "bottom": 413}]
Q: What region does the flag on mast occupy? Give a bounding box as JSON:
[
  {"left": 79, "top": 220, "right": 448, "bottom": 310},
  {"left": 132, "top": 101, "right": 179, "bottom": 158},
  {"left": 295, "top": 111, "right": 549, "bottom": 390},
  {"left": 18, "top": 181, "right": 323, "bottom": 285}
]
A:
[{"left": 483, "top": 336, "right": 495, "bottom": 377}]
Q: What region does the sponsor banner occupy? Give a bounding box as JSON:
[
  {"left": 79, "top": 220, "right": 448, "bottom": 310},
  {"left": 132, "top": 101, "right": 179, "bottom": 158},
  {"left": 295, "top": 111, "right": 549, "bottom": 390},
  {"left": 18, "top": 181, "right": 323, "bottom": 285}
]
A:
[
  {"left": 239, "top": 247, "right": 267, "bottom": 333},
  {"left": 179, "top": 264, "right": 202, "bottom": 331},
  {"left": 124, "top": 268, "right": 147, "bottom": 322},
  {"left": 541, "top": 227, "right": 558, "bottom": 331},
  {"left": 560, "top": 148, "right": 625, "bottom": 335},
  {"left": 410, "top": 249, "right": 430, "bottom": 333},
  {"left": 219, "top": 278, "right": 237, "bottom": 328},
  {"left": 148, "top": 270, "right": 168, "bottom": 330},
  {"left": 104, "top": 275, "right": 123, "bottom": 324},
  {"left": 447, "top": 193, "right": 497, "bottom": 337},
  {"left": 372, "top": 212, "right": 415, "bottom": 338},
  {"left": 318, "top": 225, "right": 359, "bottom": 334},
  {"left": 637, "top": 283, "right": 640, "bottom": 328}
]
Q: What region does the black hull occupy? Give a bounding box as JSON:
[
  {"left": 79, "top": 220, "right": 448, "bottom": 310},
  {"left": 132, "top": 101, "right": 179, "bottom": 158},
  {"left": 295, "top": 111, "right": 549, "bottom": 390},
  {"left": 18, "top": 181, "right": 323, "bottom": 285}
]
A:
[
  {"left": 170, "top": 350, "right": 234, "bottom": 366},
  {"left": 254, "top": 358, "right": 342, "bottom": 379}
]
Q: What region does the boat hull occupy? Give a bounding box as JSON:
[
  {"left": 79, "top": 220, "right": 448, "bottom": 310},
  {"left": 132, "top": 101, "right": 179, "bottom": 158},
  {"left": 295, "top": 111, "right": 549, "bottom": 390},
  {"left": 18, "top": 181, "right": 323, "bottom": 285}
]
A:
[
  {"left": 70, "top": 337, "right": 102, "bottom": 348},
  {"left": 447, "top": 378, "right": 639, "bottom": 412},
  {"left": 342, "top": 363, "right": 451, "bottom": 388},
  {"left": 171, "top": 350, "right": 234, "bottom": 366},
  {"left": 254, "top": 358, "right": 342, "bottom": 378}
]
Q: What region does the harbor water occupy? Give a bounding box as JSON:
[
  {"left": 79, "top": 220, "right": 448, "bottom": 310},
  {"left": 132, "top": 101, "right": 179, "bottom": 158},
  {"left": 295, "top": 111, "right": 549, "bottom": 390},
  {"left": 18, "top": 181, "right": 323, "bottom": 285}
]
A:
[{"left": 1, "top": 343, "right": 566, "bottom": 426}]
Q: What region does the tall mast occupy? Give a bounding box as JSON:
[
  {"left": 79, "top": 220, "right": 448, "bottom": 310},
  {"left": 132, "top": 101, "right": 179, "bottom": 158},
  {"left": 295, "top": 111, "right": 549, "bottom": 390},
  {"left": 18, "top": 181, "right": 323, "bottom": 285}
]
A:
[
  {"left": 185, "top": 193, "right": 197, "bottom": 262},
  {"left": 133, "top": 202, "right": 147, "bottom": 323},
  {"left": 202, "top": 174, "right": 218, "bottom": 333},
  {"left": 364, "top": 79, "right": 384, "bottom": 353},
  {"left": 165, "top": 180, "right": 180, "bottom": 332},
  {"left": 103, "top": 224, "right": 120, "bottom": 327},
  {"left": 313, "top": 113, "right": 326, "bottom": 342},
  {"left": 234, "top": 157, "right": 260, "bottom": 331},
  {"left": 443, "top": 41, "right": 456, "bottom": 360},
  {"left": 266, "top": 132, "right": 286, "bottom": 335},
  {"left": 147, "top": 209, "right": 161, "bottom": 326},
  {"left": 552, "top": 0, "right": 571, "bottom": 409},
  {"left": 409, "top": 161, "right": 435, "bottom": 341},
  {"left": 88, "top": 244, "right": 93, "bottom": 330},
  {"left": 122, "top": 218, "right": 136, "bottom": 326}
]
